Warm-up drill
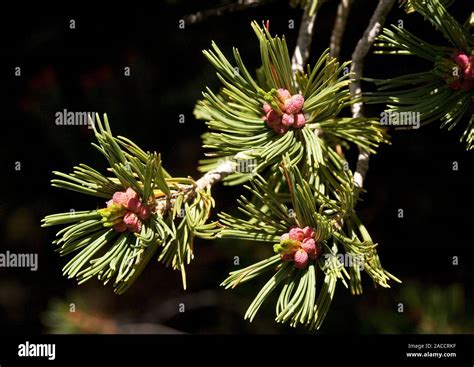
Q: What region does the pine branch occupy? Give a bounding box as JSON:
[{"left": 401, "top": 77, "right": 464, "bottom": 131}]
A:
[
  {"left": 195, "top": 160, "right": 236, "bottom": 190},
  {"left": 367, "top": 0, "right": 474, "bottom": 149},
  {"left": 350, "top": 0, "right": 396, "bottom": 118},
  {"left": 353, "top": 149, "right": 370, "bottom": 191},
  {"left": 154, "top": 161, "right": 235, "bottom": 214},
  {"left": 329, "top": 0, "right": 353, "bottom": 60},
  {"left": 291, "top": 1, "right": 326, "bottom": 73},
  {"left": 42, "top": 114, "right": 220, "bottom": 293},
  {"left": 193, "top": 2, "right": 326, "bottom": 186},
  {"left": 219, "top": 156, "right": 399, "bottom": 329},
  {"left": 41, "top": 1, "right": 403, "bottom": 331},
  {"left": 350, "top": 0, "right": 396, "bottom": 193}
]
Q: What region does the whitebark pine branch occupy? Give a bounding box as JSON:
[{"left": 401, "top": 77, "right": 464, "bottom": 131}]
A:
[{"left": 350, "top": 0, "right": 395, "bottom": 192}]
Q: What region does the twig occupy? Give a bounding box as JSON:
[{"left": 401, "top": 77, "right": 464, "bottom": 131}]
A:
[
  {"left": 155, "top": 161, "right": 235, "bottom": 213},
  {"left": 195, "top": 161, "right": 235, "bottom": 190},
  {"left": 184, "top": 0, "right": 264, "bottom": 25},
  {"left": 353, "top": 149, "right": 370, "bottom": 190},
  {"left": 291, "top": 2, "right": 321, "bottom": 73},
  {"left": 350, "top": 0, "right": 395, "bottom": 192},
  {"left": 329, "top": 0, "right": 353, "bottom": 60}
]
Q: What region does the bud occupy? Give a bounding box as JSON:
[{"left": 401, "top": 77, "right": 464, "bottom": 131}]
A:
[
  {"left": 263, "top": 102, "right": 272, "bottom": 114},
  {"left": 281, "top": 252, "right": 295, "bottom": 262},
  {"left": 138, "top": 205, "right": 151, "bottom": 220},
  {"left": 445, "top": 50, "right": 474, "bottom": 91},
  {"left": 294, "top": 249, "right": 309, "bottom": 269},
  {"left": 301, "top": 238, "right": 317, "bottom": 259},
  {"left": 452, "top": 50, "right": 469, "bottom": 69},
  {"left": 113, "top": 221, "right": 128, "bottom": 232},
  {"left": 100, "top": 188, "right": 151, "bottom": 232},
  {"left": 275, "top": 225, "right": 319, "bottom": 268},
  {"left": 464, "top": 63, "right": 473, "bottom": 81},
  {"left": 125, "top": 197, "right": 141, "bottom": 212},
  {"left": 112, "top": 191, "right": 129, "bottom": 207},
  {"left": 265, "top": 110, "right": 282, "bottom": 128},
  {"left": 262, "top": 90, "right": 306, "bottom": 134},
  {"left": 284, "top": 94, "right": 304, "bottom": 114},
  {"left": 98, "top": 203, "right": 127, "bottom": 225},
  {"left": 289, "top": 227, "right": 305, "bottom": 241},
  {"left": 281, "top": 113, "right": 294, "bottom": 127},
  {"left": 302, "top": 226, "right": 314, "bottom": 238},
  {"left": 293, "top": 113, "right": 306, "bottom": 128},
  {"left": 468, "top": 56, "right": 474, "bottom": 79},
  {"left": 123, "top": 212, "right": 142, "bottom": 232},
  {"left": 125, "top": 187, "right": 139, "bottom": 200},
  {"left": 277, "top": 88, "right": 292, "bottom": 102}
]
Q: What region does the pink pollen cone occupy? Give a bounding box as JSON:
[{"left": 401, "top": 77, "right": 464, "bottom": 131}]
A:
[
  {"left": 123, "top": 212, "right": 142, "bottom": 232},
  {"left": 138, "top": 205, "right": 151, "bottom": 220},
  {"left": 284, "top": 94, "right": 304, "bottom": 114},
  {"left": 263, "top": 102, "right": 272, "bottom": 114},
  {"left": 293, "top": 113, "right": 306, "bottom": 128},
  {"left": 469, "top": 56, "right": 474, "bottom": 78},
  {"left": 113, "top": 221, "right": 128, "bottom": 232},
  {"left": 125, "top": 198, "right": 141, "bottom": 212},
  {"left": 453, "top": 51, "right": 470, "bottom": 69},
  {"left": 302, "top": 226, "right": 315, "bottom": 238},
  {"left": 281, "top": 113, "right": 294, "bottom": 127},
  {"left": 265, "top": 110, "right": 282, "bottom": 128},
  {"left": 294, "top": 249, "right": 309, "bottom": 269},
  {"left": 289, "top": 227, "right": 305, "bottom": 241},
  {"left": 464, "top": 64, "right": 473, "bottom": 81},
  {"left": 112, "top": 192, "right": 129, "bottom": 207},
  {"left": 302, "top": 238, "right": 318, "bottom": 259},
  {"left": 277, "top": 88, "right": 292, "bottom": 102},
  {"left": 281, "top": 252, "right": 295, "bottom": 262},
  {"left": 125, "top": 187, "right": 139, "bottom": 200}
]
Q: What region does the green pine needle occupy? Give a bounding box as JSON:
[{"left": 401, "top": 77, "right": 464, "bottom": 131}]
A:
[
  {"left": 368, "top": 0, "right": 474, "bottom": 150},
  {"left": 42, "top": 114, "right": 218, "bottom": 293},
  {"left": 219, "top": 156, "right": 399, "bottom": 330},
  {"left": 195, "top": 22, "right": 387, "bottom": 184}
]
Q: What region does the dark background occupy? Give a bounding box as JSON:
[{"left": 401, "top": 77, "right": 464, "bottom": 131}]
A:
[{"left": 0, "top": 0, "right": 473, "bottom": 334}]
